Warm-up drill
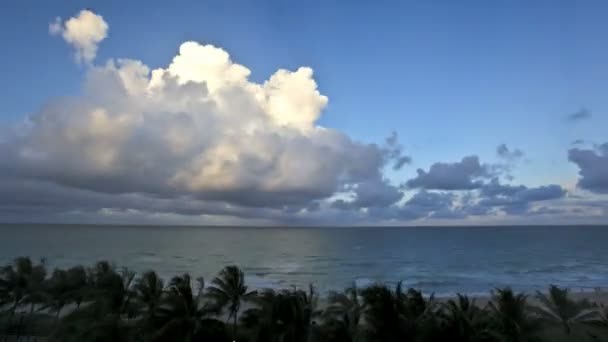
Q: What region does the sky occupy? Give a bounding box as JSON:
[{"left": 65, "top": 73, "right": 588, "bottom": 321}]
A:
[{"left": 0, "top": 0, "right": 607, "bottom": 225}]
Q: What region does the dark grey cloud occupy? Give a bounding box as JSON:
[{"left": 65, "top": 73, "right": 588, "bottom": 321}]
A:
[
  {"left": 406, "top": 156, "right": 490, "bottom": 190},
  {"left": 382, "top": 132, "right": 412, "bottom": 171},
  {"left": 568, "top": 143, "right": 608, "bottom": 194},
  {"left": 571, "top": 139, "right": 585, "bottom": 146},
  {"left": 404, "top": 190, "right": 454, "bottom": 210},
  {"left": 348, "top": 179, "right": 403, "bottom": 209},
  {"left": 496, "top": 144, "right": 524, "bottom": 161},
  {"left": 366, "top": 190, "right": 457, "bottom": 221},
  {"left": 344, "top": 153, "right": 570, "bottom": 221},
  {"left": 403, "top": 190, "right": 463, "bottom": 219},
  {"left": 0, "top": 178, "right": 286, "bottom": 220},
  {"left": 494, "top": 144, "right": 525, "bottom": 181},
  {"left": 565, "top": 108, "right": 592, "bottom": 122},
  {"left": 474, "top": 179, "right": 566, "bottom": 215}
]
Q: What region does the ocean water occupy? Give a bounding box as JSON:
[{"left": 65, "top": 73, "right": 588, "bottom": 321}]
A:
[{"left": 1, "top": 224, "right": 607, "bottom": 296}]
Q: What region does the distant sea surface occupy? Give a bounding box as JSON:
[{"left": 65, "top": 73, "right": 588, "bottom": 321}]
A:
[{"left": 1, "top": 224, "right": 607, "bottom": 296}]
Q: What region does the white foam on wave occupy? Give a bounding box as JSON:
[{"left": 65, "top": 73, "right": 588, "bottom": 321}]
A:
[
  {"left": 265, "top": 261, "right": 301, "bottom": 274},
  {"left": 354, "top": 278, "right": 374, "bottom": 288}
]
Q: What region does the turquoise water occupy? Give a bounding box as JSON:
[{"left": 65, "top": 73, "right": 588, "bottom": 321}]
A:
[{"left": 1, "top": 224, "right": 607, "bottom": 296}]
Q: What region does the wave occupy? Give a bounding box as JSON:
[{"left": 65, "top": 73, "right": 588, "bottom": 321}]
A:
[
  {"left": 506, "top": 262, "right": 588, "bottom": 275},
  {"left": 338, "top": 261, "right": 377, "bottom": 268},
  {"left": 285, "top": 271, "right": 329, "bottom": 276},
  {"left": 409, "top": 280, "right": 460, "bottom": 288}
]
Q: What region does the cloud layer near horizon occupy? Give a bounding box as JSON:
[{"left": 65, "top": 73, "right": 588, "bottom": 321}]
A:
[{"left": 0, "top": 9, "right": 606, "bottom": 225}]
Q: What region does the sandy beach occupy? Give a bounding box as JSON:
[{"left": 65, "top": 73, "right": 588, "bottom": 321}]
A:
[{"left": 431, "top": 288, "right": 608, "bottom": 308}]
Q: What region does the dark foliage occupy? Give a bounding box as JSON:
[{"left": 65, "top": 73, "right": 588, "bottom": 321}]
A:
[{"left": 1, "top": 257, "right": 607, "bottom": 342}]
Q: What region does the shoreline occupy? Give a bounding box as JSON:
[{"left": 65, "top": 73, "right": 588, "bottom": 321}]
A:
[{"left": 430, "top": 288, "right": 608, "bottom": 307}]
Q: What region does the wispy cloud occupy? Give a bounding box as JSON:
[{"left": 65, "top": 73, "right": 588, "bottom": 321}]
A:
[{"left": 565, "top": 108, "right": 592, "bottom": 122}]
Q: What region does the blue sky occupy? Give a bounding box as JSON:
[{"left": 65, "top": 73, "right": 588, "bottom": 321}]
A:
[{"left": 0, "top": 1, "right": 607, "bottom": 224}]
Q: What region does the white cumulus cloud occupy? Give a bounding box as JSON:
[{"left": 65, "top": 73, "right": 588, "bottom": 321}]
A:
[
  {"left": 49, "top": 10, "right": 108, "bottom": 64},
  {"left": 3, "top": 9, "right": 582, "bottom": 225},
  {"left": 3, "top": 36, "right": 404, "bottom": 213}
]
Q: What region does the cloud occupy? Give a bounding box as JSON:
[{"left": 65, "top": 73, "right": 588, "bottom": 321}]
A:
[
  {"left": 568, "top": 143, "right": 608, "bottom": 194},
  {"left": 401, "top": 190, "right": 457, "bottom": 219},
  {"left": 493, "top": 144, "right": 525, "bottom": 181},
  {"left": 473, "top": 179, "right": 566, "bottom": 215},
  {"left": 0, "top": 10, "right": 590, "bottom": 225},
  {"left": 330, "top": 178, "right": 403, "bottom": 210},
  {"left": 496, "top": 144, "right": 524, "bottom": 161},
  {"left": 571, "top": 139, "right": 586, "bottom": 146},
  {"left": 0, "top": 177, "right": 303, "bottom": 224},
  {"left": 2, "top": 33, "right": 410, "bottom": 218},
  {"left": 406, "top": 156, "right": 490, "bottom": 190},
  {"left": 383, "top": 132, "right": 412, "bottom": 170},
  {"left": 480, "top": 181, "right": 565, "bottom": 202},
  {"left": 565, "top": 108, "right": 592, "bottom": 122},
  {"left": 49, "top": 10, "right": 108, "bottom": 64},
  {"left": 364, "top": 190, "right": 460, "bottom": 221}
]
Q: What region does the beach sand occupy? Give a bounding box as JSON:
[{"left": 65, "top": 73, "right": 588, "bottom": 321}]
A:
[{"left": 431, "top": 289, "right": 608, "bottom": 308}]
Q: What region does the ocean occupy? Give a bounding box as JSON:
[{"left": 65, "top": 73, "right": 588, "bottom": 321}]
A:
[{"left": 1, "top": 224, "right": 607, "bottom": 296}]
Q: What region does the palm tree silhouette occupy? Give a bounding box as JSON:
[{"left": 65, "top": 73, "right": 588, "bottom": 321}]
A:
[
  {"left": 42, "top": 265, "right": 88, "bottom": 336},
  {"left": 65, "top": 266, "right": 88, "bottom": 309},
  {"left": 0, "top": 257, "right": 46, "bottom": 342},
  {"left": 44, "top": 269, "right": 72, "bottom": 328},
  {"left": 8, "top": 257, "right": 608, "bottom": 342},
  {"left": 595, "top": 303, "right": 608, "bottom": 327},
  {"left": 324, "top": 283, "right": 364, "bottom": 342},
  {"left": 360, "top": 281, "right": 437, "bottom": 342},
  {"left": 134, "top": 270, "right": 164, "bottom": 319},
  {"left": 240, "top": 289, "right": 284, "bottom": 342},
  {"left": 241, "top": 286, "right": 318, "bottom": 342},
  {"left": 0, "top": 258, "right": 29, "bottom": 340},
  {"left": 439, "top": 294, "right": 491, "bottom": 342},
  {"left": 534, "top": 285, "right": 596, "bottom": 335},
  {"left": 50, "top": 262, "right": 136, "bottom": 342},
  {"left": 295, "top": 284, "right": 321, "bottom": 342},
  {"left": 360, "top": 283, "right": 405, "bottom": 342},
  {"left": 154, "top": 273, "right": 217, "bottom": 342},
  {"left": 206, "top": 265, "right": 256, "bottom": 340},
  {"left": 488, "top": 287, "right": 540, "bottom": 342}
]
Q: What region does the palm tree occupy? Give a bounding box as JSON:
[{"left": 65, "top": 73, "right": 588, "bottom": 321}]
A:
[
  {"left": 43, "top": 265, "right": 88, "bottom": 336},
  {"left": 594, "top": 303, "right": 608, "bottom": 327},
  {"left": 294, "top": 284, "right": 321, "bottom": 342},
  {"left": 44, "top": 269, "right": 72, "bottom": 328},
  {"left": 50, "top": 262, "right": 137, "bottom": 342},
  {"left": 488, "top": 287, "right": 540, "bottom": 342},
  {"left": 85, "top": 262, "right": 137, "bottom": 319},
  {"left": 439, "top": 294, "right": 491, "bottom": 342},
  {"left": 65, "top": 265, "right": 88, "bottom": 309},
  {"left": 134, "top": 270, "right": 164, "bottom": 318},
  {"left": 1, "top": 260, "right": 23, "bottom": 341},
  {"left": 324, "top": 283, "right": 364, "bottom": 342},
  {"left": 206, "top": 265, "right": 256, "bottom": 340},
  {"left": 0, "top": 257, "right": 46, "bottom": 341},
  {"left": 360, "top": 282, "right": 437, "bottom": 342},
  {"left": 534, "top": 285, "right": 596, "bottom": 335},
  {"left": 240, "top": 289, "right": 282, "bottom": 342},
  {"left": 154, "top": 273, "right": 219, "bottom": 342},
  {"left": 360, "top": 283, "right": 404, "bottom": 342},
  {"left": 401, "top": 286, "right": 437, "bottom": 325},
  {"left": 580, "top": 303, "right": 608, "bottom": 342},
  {"left": 50, "top": 304, "right": 136, "bottom": 342},
  {"left": 241, "top": 287, "right": 318, "bottom": 342},
  {"left": 133, "top": 270, "right": 164, "bottom": 338}
]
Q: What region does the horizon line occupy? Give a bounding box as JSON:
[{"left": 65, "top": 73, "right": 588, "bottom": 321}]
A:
[{"left": 1, "top": 222, "right": 606, "bottom": 229}]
